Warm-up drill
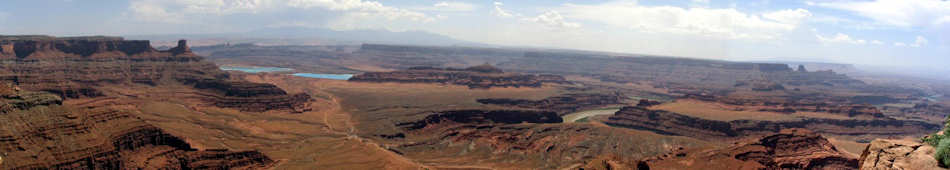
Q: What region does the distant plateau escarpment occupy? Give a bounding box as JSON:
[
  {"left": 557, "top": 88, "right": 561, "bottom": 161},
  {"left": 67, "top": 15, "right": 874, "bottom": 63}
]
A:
[{"left": 0, "top": 35, "right": 311, "bottom": 112}]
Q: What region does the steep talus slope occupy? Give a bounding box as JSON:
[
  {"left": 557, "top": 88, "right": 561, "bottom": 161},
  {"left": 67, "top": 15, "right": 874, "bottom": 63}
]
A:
[
  {"left": 350, "top": 65, "right": 567, "bottom": 89},
  {"left": 644, "top": 129, "right": 859, "bottom": 169},
  {"left": 0, "top": 35, "right": 310, "bottom": 112},
  {"left": 605, "top": 106, "right": 939, "bottom": 139},
  {"left": 0, "top": 84, "right": 273, "bottom": 169}
]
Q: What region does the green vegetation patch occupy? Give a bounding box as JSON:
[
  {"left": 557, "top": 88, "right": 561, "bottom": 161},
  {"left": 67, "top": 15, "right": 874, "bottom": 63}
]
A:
[{"left": 923, "top": 117, "right": 950, "bottom": 167}]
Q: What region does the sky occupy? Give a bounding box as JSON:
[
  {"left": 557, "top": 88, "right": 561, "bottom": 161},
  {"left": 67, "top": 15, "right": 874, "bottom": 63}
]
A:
[{"left": 0, "top": 0, "right": 948, "bottom": 72}]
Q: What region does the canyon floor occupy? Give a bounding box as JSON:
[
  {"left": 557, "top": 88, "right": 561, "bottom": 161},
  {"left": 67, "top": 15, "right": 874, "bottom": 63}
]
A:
[{"left": 3, "top": 36, "right": 949, "bottom": 169}]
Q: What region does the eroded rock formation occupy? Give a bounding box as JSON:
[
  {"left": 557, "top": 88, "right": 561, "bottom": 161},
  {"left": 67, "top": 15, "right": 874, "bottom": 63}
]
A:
[
  {"left": 0, "top": 85, "right": 274, "bottom": 169},
  {"left": 686, "top": 94, "right": 887, "bottom": 118},
  {"left": 605, "top": 106, "right": 939, "bottom": 139},
  {"left": 349, "top": 65, "right": 567, "bottom": 88},
  {"left": 0, "top": 35, "right": 310, "bottom": 112},
  {"left": 188, "top": 79, "right": 312, "bottom": 112},
  {"left": 644, "top": 129, "right": 859, "bottom": 169},
  {"left": 858, "top": 139, "right": 945, "bottom": 170},
  {"left": 396, "top": 110, "right": 562, "bottom": 130},
  {"left": 476, "top": 93, "right": 625, "bottom": 115}
]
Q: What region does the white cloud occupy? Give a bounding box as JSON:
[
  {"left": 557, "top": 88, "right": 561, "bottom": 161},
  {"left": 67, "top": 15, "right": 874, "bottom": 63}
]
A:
[
  {"left": 128, "top": 0, "right": 433, "bottom": 24},
  {"left": 763, "top": 8, "right": 812, "bottom": 25},
  {"left": 936, "top": 16, "right": 950, "bottom": 25},
  {"left": 128, "top": 0, "right": 188, "bottom": 23},
  {"left": 491, "top": 2, "right": 517, "bottom": 18},
  {"left": 871, "top": 40, "right": 884, "bottom": 45},
  {"left": 415, "top": 1, "right": 476, "bottom": 12},
  {"left": 522, "top": 11, "right": 580, "bottom": 28},
  {"left": 911, "top": 36, "right": 928, "bottom": 47},
  {"left": 558, "top": 2, "right": 810, "bottom": 40},
  {"left": 816, "top": 33, "right": 868, "bottom": 45},
  {"left": 177, "top": 0, "right": 270, "bottom": 15},
  {"left": 288, "top": 0, "right": 432, "bottom": 22},
  {"left": 893, "top": 36, "right": 930, "bottom": 47},
  {"left": 813, "top": 0, "right": 950, "bottom": 28}
]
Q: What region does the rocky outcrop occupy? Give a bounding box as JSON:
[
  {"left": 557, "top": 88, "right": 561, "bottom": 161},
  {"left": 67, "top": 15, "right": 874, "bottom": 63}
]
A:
[
  {"left": 898, "top": 103, "right": 950, "bottom": 121},
  {"left": 857, "top": 139, "right": 945, "bottom": 170},
  {"left": 605, "top": 106, "right": 940, "bottom": 139},
  {"left": 392, "top": 122, "right": 704, "bottom": 169},
  {"left": 187, "top": 79, "right": 312, "bottom": 112},
  {"left": 0, "top": 88, "right": 274, "bottom": 169},
  {"left": 349, "top": 65, "right": 567, "bottom": 88},
  {"left": 734, "top": 129, "right": 858, "bottom": 169},
  {"left": 396, "top": 110, "right": 562, "bottom": 130},
  {"left": 607, "top": 107, "right": 737, "bottom": 138},
  {"left": 643, "top": 129, "right": 859, "bottom": 169},
  {"left": 476, "top": 93, "right": 625, "bottom": 115},
  {"left": 685, "top": 94, "right": 887, "bottom": 118},
  {"left": 0, "top": 84, "right": 62, "bottom": 113},
  {"left": 635, "top": 99, "right": 661, "bottom": 108},
  {"left": 0, "top": 35, "right": 310, "bottom": 112}
]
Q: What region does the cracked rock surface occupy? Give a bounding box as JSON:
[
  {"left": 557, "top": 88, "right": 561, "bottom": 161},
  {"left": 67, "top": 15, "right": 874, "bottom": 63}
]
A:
[{"left": 858, "top": 139, "right": 946, "bottom": 170}]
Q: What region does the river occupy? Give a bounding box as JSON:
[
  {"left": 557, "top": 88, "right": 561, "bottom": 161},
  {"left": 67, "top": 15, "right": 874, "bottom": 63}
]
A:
[{"left": 561, "top": 108, "right": 621, "bottom": 123}]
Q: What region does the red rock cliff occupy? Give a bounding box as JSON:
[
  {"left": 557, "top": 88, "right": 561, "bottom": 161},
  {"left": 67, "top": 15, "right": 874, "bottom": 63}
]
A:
[
  {"left": 0, "top": 85, "right": 275, "bottom": 169},
  {"left": 0, "top": 35, "right": 310, "bottom": 112}
]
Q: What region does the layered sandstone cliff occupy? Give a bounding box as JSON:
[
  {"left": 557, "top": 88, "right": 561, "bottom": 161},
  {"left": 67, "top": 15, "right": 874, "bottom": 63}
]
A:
[
  {"left": 605, "top": 106, "right": 939, "bottom": 139},
  {"left": 0, "top": 85, "right": 274, "bottom": 169},
  {"left": 349, "top": 65, "right": 567, "bottom": 88},
  {"left": 396, "top": 109, "right": 562, "bottom": 130},
  {"left": 476, "top": 93, "right": 625, "bottom": 115},
  {"left": 0, "top": 35, "right": 310, "bottom": 112},
  {"left": 644, "top": 129, "right": 859, "bottom": 169},
  {"left": 389, "top": 109, "right": 703, "bottom": 169},
  {"left": 686, "top": 94, "right": 888, "bottom": 118}
]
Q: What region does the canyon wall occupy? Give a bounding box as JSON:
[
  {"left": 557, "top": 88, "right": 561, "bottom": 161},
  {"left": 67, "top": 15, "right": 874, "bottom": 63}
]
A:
[
  {"left": 643, "top": 129, "right": 859, "bottom": 169},
  {"left": 350, "top": 65, "right": 567, "bottom": 89},
  {"left": 0, "top": 36, "right": 310, "bottom": 112},
  {"left": 476, "top": 93, "right": 625, "bottom": 115},
  {"left": 396, "top": 109, "right": 562, "bottom": 130},
  {"left": 605, "top": 106, "right": 940, "bottom": 139},
  {"left": 0, "top": 85, "right": 273, "bottom": 169}
]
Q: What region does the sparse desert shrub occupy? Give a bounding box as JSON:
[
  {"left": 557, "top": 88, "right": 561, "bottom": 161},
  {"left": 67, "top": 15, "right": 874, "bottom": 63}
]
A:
[
  {"left": 924, "top": 133, "right": 946, "bottom": 146},
  {"left": 927, "top": 116, "right": 950, "bottom": 167},
  {"left": 936, "top": 138, "right": 950, "bottom": 167}
]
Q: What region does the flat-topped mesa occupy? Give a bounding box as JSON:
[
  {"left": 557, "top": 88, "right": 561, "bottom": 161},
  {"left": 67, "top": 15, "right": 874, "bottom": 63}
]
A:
[
  {"left": 683, "top": 94, "right": 887, "bottom": 118},
  {"left": 350, "top": 65, "right": 567, "bottom": 88},
  {"left": 0, "top": 35, "right": 198, "bottom": 59},
  {"left": 605, "top": 106, "right": 939, "bottom": 139},
  {"left": 476, "top": 93, "right": 626, "bottom": 115},
  {"left": 0, "top": 35, "right": 311, "bottom": 113},
  {"left": 396, "top": 110, "right": 562, "bottom": 130}
]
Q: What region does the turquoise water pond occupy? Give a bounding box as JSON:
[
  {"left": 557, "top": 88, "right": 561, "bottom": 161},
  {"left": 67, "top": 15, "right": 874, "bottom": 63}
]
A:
[
  {"left": 220, "top": 66, "right": 353, "bottom": 80},
  {"left": 291, "top": 73, "right": 354, "bottom": 80},
  {"left": 220, "top": 66, "right": 294, "bottom": 73}
]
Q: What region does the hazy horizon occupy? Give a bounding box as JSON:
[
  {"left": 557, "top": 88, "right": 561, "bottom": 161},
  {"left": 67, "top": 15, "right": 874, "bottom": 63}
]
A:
[{"left": 1, "top": 0, "right": 948, "bottom": 76}]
